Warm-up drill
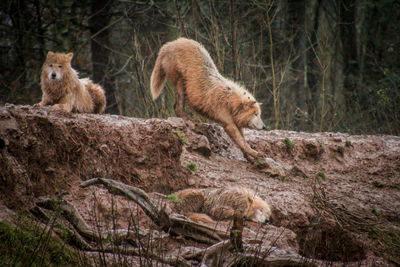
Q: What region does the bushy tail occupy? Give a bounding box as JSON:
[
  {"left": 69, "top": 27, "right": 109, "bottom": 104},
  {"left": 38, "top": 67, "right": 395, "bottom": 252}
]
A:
[
  {"left": 84, "top": 78, "right": 106, "bottom": 114},
  {"left": 150, "top": 53, "right": 166, "bottom": 100}
]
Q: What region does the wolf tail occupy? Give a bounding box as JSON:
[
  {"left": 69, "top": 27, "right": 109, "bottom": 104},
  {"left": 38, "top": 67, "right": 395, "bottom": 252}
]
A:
[
  {"left": 83, "top": 78, "right": 106, "bottom": 114},
  {"left": 150, "top": 52, "right": 166, "bottom": 100}
]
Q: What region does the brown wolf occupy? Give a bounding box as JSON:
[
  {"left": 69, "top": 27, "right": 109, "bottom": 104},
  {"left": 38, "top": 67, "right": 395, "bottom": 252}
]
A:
[
  {"left": 37, "top": 51, "right": 106, "bottom": 114},
  {"left": 172, "top": 187, "right": 272, "bottom": 224},
  {"left": 150, "top": 38, "right": 266, "bottom": 160}
]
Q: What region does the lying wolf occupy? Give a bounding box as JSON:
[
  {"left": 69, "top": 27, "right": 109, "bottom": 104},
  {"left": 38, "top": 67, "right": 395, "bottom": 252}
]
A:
[
  {"left": 171, "top": 187, "right": 272, "bottom": 224},
  {"left": 150, "top": 38, "right": 266, "bottom": 160},
  {"left": 37, "top": 51, "right": 106, "bottom": 114}
]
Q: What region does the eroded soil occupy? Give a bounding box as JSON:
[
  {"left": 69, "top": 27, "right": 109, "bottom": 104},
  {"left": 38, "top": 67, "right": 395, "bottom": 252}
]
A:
[{"left": 1, "top": 104, "right": 399, "bottom": 266}]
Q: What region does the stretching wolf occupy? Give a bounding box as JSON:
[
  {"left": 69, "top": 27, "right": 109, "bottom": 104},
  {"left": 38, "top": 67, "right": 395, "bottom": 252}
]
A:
[{"left": 150, "top": 38, "right": 266, "bottom": 160}]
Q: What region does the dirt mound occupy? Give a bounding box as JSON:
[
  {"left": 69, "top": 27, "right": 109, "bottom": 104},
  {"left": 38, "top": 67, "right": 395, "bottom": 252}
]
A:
[
  {"left": 1, "top": 104, "right": 399, "bottom": 266},
  {"left": 0, "top": 104, "right": 191, "bottom": 209}
]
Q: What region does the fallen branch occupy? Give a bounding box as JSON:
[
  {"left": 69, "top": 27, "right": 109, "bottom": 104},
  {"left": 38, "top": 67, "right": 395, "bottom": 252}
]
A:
[
  {"left": 36, "top": 196, "right": 144, "bottom": 243},
  {"left": 81, "top": 178, "right": 227, "bottom": 244},
  {"left": 88, "top": 245, "right": 192, "bottom": 267},
  {"left": 33, "top": 197, "right": 193, "bottom": 267}
]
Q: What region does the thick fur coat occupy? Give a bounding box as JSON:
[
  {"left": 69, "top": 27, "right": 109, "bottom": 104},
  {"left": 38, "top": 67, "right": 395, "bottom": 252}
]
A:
[
  {"left": 38, "top": 52, "right": 106, "bottom": 114},
  {"left": 172, "top": 187, "right": 272, "bottom": 224},
  {"left": 150, "top": 38, "right": 266, "bottom": 159}
]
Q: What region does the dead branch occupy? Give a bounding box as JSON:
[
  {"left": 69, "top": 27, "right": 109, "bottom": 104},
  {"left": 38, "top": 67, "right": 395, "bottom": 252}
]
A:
[
  {"left": 33, "top": 196, "right": 193, "bottom": 267},
  {"left": 81, "top": 178, "right": 227, "bottom": 244},
  {"left": 36, "top": 196, "right": 99, "bottom": 241},
  {"left": 89, "top": 245, "right": 192, "bottom": 267},
  {"left": 34, "top": 196, "right": 144, "bottom": 246},
  {"left": 189, "top": 241, "right": 314, "bottom": 267}
]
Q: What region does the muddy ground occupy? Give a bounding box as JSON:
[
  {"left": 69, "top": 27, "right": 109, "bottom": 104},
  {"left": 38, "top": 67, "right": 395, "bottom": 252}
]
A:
[{"left": 1, "top": 104, "right": 399, "bottom": 266}]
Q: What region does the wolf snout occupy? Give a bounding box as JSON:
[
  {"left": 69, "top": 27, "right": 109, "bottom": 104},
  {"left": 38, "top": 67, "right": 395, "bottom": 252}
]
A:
[
  {"left": 51, "top": 73, "right": 57, "bottom": 79},
  {"left": 264, "top": 218, "right": 270, "bottom": 224}
]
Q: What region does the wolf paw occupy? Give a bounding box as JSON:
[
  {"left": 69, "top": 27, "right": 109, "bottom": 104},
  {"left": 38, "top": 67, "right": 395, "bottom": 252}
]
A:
[{"left": 33, "top": 102, "right": 44, "bottom": 107}]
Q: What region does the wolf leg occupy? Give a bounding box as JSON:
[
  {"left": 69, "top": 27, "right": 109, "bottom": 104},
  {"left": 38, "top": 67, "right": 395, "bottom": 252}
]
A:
[
  {"left": 52, "top": 95, "right": 73, "bottom": 112},
  {"left": 209, "top": 206, "right": 235, "bottom": 220},
  {"left": 187, "top": 212, "right": 214, "bottom": 223},
  {"left": 173, "top": 79, "right": 189, "bottom": 119},
  {"left": 35, "top": 93, "right": 50, "bottom": 107},
  {"left": 224, "top": 123, "right": 260, "bottom": 159}
]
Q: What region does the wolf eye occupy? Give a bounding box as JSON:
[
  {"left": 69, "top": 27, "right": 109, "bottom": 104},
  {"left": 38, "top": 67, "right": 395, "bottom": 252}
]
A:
[
  {"left": 49, "top": 64, "right": 53, "bottom": 67},
  {"left": 58, "top": 65, "right": 62, "bottom": 68}
]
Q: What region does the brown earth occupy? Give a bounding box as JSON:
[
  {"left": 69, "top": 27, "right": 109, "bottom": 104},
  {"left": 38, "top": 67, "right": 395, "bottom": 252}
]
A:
[{"left": 1, "top": 104, "right": 399, "bottom": 266}]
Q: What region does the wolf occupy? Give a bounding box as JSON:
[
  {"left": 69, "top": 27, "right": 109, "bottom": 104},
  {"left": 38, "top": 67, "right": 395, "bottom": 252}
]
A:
[
  {"left": 37, "top": 51, "right": 106, "bottom": 114},
  {"left": 172, "top": 187, "right": 272, "bottom": 224},
  {"left": 150, "top": 38, "right": 266, "bottom": 160}
]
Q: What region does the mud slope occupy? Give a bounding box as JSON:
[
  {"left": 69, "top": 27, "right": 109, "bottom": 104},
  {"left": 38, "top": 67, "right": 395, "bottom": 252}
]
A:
[{"left": 1, "top": 104, "right": 399, "bottom": 266}]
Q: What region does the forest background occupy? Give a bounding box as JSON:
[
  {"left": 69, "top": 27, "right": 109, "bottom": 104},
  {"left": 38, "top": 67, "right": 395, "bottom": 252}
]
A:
[{"left": 1, "top": 0, "right": 399, "bottom": 135}]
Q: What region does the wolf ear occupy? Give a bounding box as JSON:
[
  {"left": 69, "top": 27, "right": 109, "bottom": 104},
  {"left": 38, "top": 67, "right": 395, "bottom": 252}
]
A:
[
  {"left": 247, "top": 100, "right": 257, "bottom": 107},
  {"left": 47, "top": 51, "right": 55, "bottom": 58},
  {"left": 258, "top": 102, "right": 263, "bottom": 106},
  {"left": 66, "top": 52, "right": 74, "bottom": 61},
  {"left": 247, "top": 195, "right": 254, "bottom": 204}
]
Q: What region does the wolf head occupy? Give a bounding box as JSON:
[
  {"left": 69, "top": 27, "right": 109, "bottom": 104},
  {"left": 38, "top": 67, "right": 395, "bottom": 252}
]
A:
[
  {"left": 231, "top": 83, "right": 267, "bottom": 130},
  {"left": 247, "top": 101, "right": 266, "bottom": 130},
  {"left": 246, "top": 197, "right": 272, "bottom": 224},
  {"left": 236, "top": 99, "right": 266, "bottom": 130},
  {"left": 42, "top": 51, "right": 74, "bottom": 81}
]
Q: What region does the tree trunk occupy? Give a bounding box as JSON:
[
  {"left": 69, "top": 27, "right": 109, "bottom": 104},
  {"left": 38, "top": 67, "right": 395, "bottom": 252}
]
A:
[{"left": 89, "top": 0, "right": 118, "bottom": 114}]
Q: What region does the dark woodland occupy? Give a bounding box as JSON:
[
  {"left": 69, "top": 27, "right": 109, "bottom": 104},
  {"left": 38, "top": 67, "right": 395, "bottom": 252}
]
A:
[{"left": 1, "top": 0, "right": 399, "bottom": 134}]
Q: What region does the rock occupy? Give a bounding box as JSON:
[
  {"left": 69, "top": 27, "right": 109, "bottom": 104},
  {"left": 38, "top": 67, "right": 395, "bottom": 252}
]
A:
[
  {"left": 256, "top": 157, "right": 286, "bottom": 178},
  {"left": 190, "top": 135, "right": 211, "bottom": 157}
]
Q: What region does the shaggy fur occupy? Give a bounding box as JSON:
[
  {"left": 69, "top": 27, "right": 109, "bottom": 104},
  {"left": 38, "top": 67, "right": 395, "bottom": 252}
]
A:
[
  {"left": 150, "top": 38, "right": 266, "bottom": 159},
  {"left": 172, "top": 187, "right": 272, "bottom": 224},
  {"left": 37, "top": 51, "right": 106, "bottom": 114}
]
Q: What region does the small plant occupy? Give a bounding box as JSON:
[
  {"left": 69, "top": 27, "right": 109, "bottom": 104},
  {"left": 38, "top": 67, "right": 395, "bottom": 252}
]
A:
[
  {"left": 337, "top": 146, "right": 344, "bottom": 156},
  {"left": 174, "top": 129, "right": 188, "bottom": 146},
  {"left": 167, "top": 194, "right": 180, "bottom": 203},
  {"left": 372, "top": 208, "right": 382, "bottom": 216},
  {"left": 372, "top": 181, "right": 384, "bottom": 188},
  {"left": 389, "top": 184, "right": 400, "bottom": 190},
  {"left": 186, "top": 161, "right": 197, "bottom": 172},
  {"left": 345, "top": 140, "right": 351, "bottom": 147},
  {"left": 283, "top": 137, "right": 294, "bottom": 150},
  {"left": 317, "top": 171, "right": 326, "bottom": 180}
]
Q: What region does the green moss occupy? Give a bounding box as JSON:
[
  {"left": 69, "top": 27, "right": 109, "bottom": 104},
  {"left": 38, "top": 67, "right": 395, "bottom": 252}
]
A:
[
  {"left": 345, "top": 140, "right": 351, "bottom": 147},
  {"left": 372, "top": 208, "right": 382, "bottom": 216},
  {"left": 337, "top": 146, "right": 344, "bottom": 156},
  {"left": 283, "top": 138, "right": 294, "bottom": 150},
  {"left": 372, "top": 180, "right": 384, "bottom": 188},
  {"left": 167, "top": 194, "right": 180, "bottom": 203},
  {"left": 317, "top": 171, "right": 326, "bottom": 180},
  {"left": 174, "top": 130, "right": 188, "bottom": 146},
  {"left": 185, "top": 161, "right": 197, "bottom": 172},
  {"left": 0, "top": 221, "right": 81, "bottom": 266},
  {"left": 389, "top": 184, "right": 400, "bottom": 190}
]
